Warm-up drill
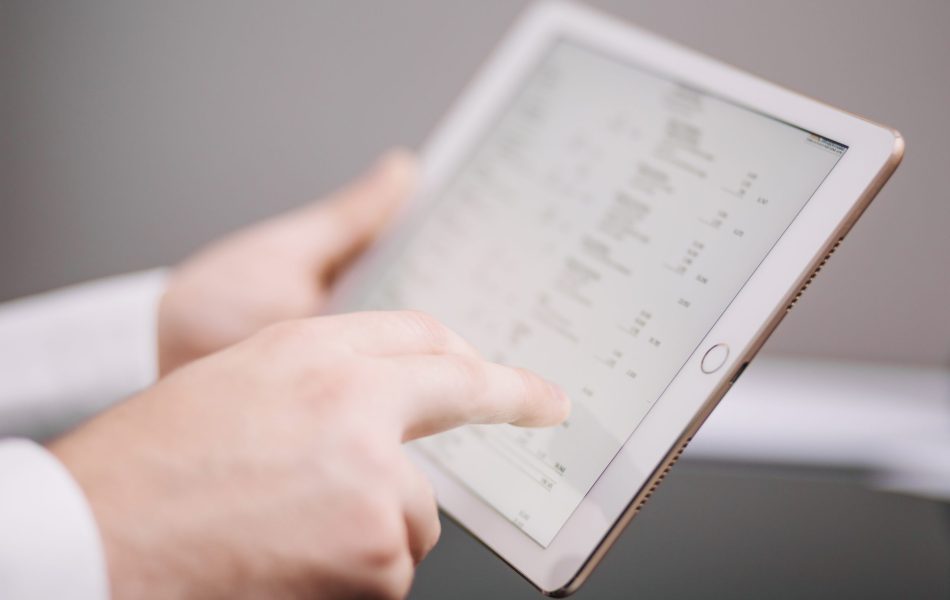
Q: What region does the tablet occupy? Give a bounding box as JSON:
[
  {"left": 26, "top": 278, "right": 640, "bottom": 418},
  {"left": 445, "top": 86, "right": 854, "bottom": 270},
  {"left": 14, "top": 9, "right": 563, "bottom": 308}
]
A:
[{"left": 329, "top": 1, "right": 903, "bottom": 595}]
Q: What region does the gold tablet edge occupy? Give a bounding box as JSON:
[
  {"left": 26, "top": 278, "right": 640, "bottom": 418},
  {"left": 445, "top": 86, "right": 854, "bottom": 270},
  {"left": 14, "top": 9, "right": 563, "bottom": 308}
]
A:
[{"left": 537, "top": 131, "right": 904, "bottom": 597}]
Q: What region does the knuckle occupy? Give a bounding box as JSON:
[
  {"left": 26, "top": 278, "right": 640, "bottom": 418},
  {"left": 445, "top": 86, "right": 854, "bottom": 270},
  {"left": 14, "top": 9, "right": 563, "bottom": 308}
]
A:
[
  {"left": 422, "top": 508, "right": 441, "bottom": 556},
  {"left": 370, "top": 553, "right": 414, "bottom": 600},
  {"left": 354, "top": 437, "right": 397, "bottom": 476},
  {"left": 447, "top": 355, "right": 487, "bottom": 398},
  {"left": 385, "top": 557, "right": 415, "bottom": 600},
  {"left": 412, "top": 478, "right": 441, "bottom": 555},
  {"left": 254, "top": 319, "right": 319, "bottom": 356},
  {"left": 419, "top": 475, "right": 437, "bottom": 510},
  {"left": 358, "top": 506, "right": 408, "bottom": 568},
  {"left": 290, "top": 488, "right": 403, "bottom": 594},
  {"left": 334, "top": 491, "right": 414, "bottom": 599},
  {"left": 398, "top": 310, "right": 450, "bottom": 351},
  {"left": 294, "top": 355, "right": 358, "bottom": 405},
  {"left": 513, "top": 367, "right": 544, "bottom": 396},
  {"left": 512, "top": 367, "right": 543, "bottom": 415},
  {"left": 255, "top": 319, "right": 298, "bottom": 345}
]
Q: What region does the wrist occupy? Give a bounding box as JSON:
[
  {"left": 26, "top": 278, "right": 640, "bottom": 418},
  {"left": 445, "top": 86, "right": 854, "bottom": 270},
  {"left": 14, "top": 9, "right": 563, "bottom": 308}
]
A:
[{"left": 48, "top": 401, "right": 173, "bottom": 600}]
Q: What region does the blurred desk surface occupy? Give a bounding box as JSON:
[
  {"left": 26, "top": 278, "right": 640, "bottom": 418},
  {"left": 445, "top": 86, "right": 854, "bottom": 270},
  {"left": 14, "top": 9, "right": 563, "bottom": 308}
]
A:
[{"left": 692, "top": 355, "right": 950, "bottom": 501}]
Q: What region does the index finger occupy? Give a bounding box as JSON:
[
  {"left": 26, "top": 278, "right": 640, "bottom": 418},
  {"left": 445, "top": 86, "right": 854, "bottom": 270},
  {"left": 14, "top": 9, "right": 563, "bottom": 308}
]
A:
[
  {"left": 307, "top": 311, "right": 481, "bottom": 358},
  {"left": 386, "top": 354, "right": 571, "bottom": 441}
]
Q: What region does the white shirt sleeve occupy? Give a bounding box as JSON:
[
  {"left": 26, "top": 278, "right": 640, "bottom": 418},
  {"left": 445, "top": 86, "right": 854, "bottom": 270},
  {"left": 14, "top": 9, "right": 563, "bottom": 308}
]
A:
[
  {"left": 0, "top": 439, "right": 110, "bottom": 600},
  {"left": 0, "top": 269, "right": 167, "bottom": 599},
  {"left": 0, "top": 269, "right": 167, "bottom": 440}
]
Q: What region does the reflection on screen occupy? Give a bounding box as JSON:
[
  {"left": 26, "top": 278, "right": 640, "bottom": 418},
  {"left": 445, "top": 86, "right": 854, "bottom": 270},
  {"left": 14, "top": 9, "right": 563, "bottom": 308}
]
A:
[{"left": 351, "top": 42, "right": 845, "bottom": 546}]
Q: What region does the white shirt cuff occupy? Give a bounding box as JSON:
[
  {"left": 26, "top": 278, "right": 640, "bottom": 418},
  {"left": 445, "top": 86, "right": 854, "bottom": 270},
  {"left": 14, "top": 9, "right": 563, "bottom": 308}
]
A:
[
  {"left": 0, "top": 439, "right": 109, "bottom": 600},
  {"left": 0, "top": 269, "right": 168, "bottom": 440}
]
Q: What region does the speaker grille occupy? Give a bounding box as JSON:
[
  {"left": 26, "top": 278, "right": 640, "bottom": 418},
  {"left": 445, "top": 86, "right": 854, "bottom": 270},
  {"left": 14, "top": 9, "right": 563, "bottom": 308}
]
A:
[
  {"left": 785, "top": 237, "right": 844, "bottom": 313},
  {"left": 629, "top": 435, "right": 693, "bottom": 516}
]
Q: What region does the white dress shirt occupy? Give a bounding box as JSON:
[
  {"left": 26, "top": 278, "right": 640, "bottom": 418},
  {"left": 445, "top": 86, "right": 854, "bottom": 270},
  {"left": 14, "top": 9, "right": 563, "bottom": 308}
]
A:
[{"left": 0, "top": 269, "right": 167, "bottom": 600}]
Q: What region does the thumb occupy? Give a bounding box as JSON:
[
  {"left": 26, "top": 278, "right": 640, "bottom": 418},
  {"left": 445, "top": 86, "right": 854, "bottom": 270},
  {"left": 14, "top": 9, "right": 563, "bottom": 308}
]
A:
[{"left": 308, "top": 148, "right": 418, "bottom": 273}]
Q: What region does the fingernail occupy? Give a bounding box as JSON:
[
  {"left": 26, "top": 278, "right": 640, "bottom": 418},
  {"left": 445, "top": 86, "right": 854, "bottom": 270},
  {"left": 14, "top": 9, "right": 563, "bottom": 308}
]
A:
[{"left": 546, "top": 380, "right": 571, "bottom": 420}]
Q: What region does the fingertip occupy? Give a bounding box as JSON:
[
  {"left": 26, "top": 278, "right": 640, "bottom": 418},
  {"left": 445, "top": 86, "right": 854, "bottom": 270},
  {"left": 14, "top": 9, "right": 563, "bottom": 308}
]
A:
[
  {"left": 374, "top": 147, "right": 419, "bottom": 190},
  {"left": 552, "top": 382, "right": 572, "bottom": 423},
  {"left": 513, "top": 378, "right": 571, "bottom": 428},
  {"left": 543, "top": 380, "right": 571, "bottom": 426},
  {"left": 319, "top": 148, "right": 418, "bottom": 249}
]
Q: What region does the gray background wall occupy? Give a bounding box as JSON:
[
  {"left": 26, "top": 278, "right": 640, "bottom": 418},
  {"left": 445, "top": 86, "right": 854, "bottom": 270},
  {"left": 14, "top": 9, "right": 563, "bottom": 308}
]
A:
[
  {"left": 3, "top": 2, "right": 950, "bottom": 599},
  {"left": 2, "top": 0, "right": 948, "bottom": 366}
]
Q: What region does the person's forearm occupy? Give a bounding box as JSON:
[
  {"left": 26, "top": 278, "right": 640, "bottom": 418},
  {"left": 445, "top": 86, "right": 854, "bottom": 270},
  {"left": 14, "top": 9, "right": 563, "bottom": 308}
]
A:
[{"left": 0, "top": 269, "right": 166, "bottom": 440}]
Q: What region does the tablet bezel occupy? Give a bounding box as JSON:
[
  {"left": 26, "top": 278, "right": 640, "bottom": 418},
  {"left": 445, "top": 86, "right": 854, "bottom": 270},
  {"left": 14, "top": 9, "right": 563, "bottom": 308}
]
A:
[{"left": 328, "top": 1, "right": 903, "bottom": 594}]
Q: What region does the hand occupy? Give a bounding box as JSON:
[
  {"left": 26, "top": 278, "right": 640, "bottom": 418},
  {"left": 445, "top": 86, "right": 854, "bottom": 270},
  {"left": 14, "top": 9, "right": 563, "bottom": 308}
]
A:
[
  {"left": 157, "top": 150, "right": 416, "bottom": 375},
  {"left": 51, "top": 311, "right": 570, "bottom": 600}
]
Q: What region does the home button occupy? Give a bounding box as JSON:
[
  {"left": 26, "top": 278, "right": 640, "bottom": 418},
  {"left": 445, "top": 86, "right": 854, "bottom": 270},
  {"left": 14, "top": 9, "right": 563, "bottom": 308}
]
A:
[{"left": 701, "top": 343, "right": 730, "bottom": 374}]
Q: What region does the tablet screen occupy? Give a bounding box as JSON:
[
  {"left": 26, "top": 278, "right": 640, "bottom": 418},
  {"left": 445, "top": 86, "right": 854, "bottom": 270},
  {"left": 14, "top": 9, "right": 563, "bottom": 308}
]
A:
[{"left": 351, "top": 41, "right": 846, "bottom": 546}]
